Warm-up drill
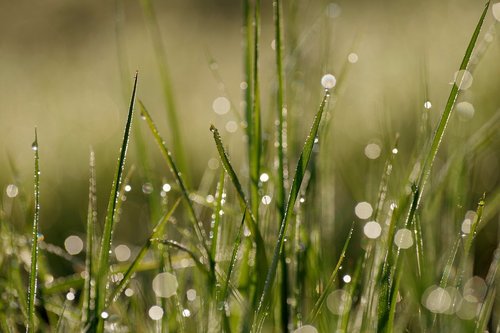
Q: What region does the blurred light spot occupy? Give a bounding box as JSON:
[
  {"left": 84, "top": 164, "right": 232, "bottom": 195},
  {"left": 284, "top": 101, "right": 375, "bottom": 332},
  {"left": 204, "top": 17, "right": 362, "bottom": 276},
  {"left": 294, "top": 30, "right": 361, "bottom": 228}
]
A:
[
  {"left": 115, "top": 244, "right": 131, "bottom": 262},
  {"left": 364, "top": 221, "right": 382, "bottom": 239},
  {"left": 182, "top": 309, "right": 191, "bottom": 317},
  {"left": 453, "top": 70, "right": 473, "bottom": 90},
  {"left": 394, "top": 228, "right": 413, "bottom": 249},
  {"left": 424, "top": 101, "right": 432, "bottom": 109},
  {"left": 124, "top": 185, "right": 132, "bottom": 192},
  {"left": 240, "top": 81, "right": 248, "bottom": 90},
  {"left": 206, "top": 195, "right": 215, "bottom": 203},
  {"left": 125, "top": 288, "right": 134, "bottom": 297},
  {"left": 456, "top": 298, "right": 479, "bottom": 320},
  {"left": 270, "top": 39, "right": 276, "bottom": 50},
  {"left": 342, "top": 275, "right": 351, "bottom": 283},
  {"left": 456, "top": 101, "right": 475, "bottom": 120},
  {"left": 364, "top": 143, "right": 381, "bottom": 159},
  {"left": 463, "top": 276, "right": 487, "bottom": 302},
  {"left": 392, "top": 148, "right": 398, "bottom": 154},
  {"left": 152, "top": 272, "right": 178, "bottom": 298},
  {"left": 225, "top": 120, "right": 238, "bottom": 133},
  {"left": 142, "top": 183, "right": 153, "bottom": 194},
  {"left": 64, "top": 235, "right": 84, "bottom": 255},
  {"left": 321, "top": 74, "right": 337, "bottom": 89},
  {"left": 423, "top": 286, "right": 451, "bottom": 313},
  {"left": 101, "top": 312, "right": 109, "bottom": 319},
  {"left": 6, "top": 184, "right": 19, "bottom": 198},
  {"left": 261, "top": 195, "right": 272, "bottom": 205},
  {"left": 294, "top": 324, "right": 319, "bottom": 333},
  {"left": 326, "top": 289, "right": 351, "bottom": 315},
  {"left": 162, "top": 183, "right": 171, "bottom": 192},
  {"left": 355, "top": 202, "right": 373, "bottom": 219},
  {"left": 208, "top": 158, "right": 219, "bottom": 170},
  {"left": 213, "top": 97, "right": 230, "bottom": 115},
  {"left": 259, "top": 173, "right": 270, "bottom": 182},
  {"left": 484, "top": 32, "right": 494, "bottom": 42},
  {"left": 187, "top": 289, "right": 197, "bottom": 301},
  {"left": 66, "top": 291, "right": 75, "bottom": 301},
  {"left": 326, "top": 3, "right": 342, "bottom": 18},
  {"left": 148, "top": 305, "right": 164, "bottom": 320},
  {"left": 461, "top": 219, "right": 472, "bottom": 234},
  {"left": 493, "top": 2, "right": 500, "bottom": 21},
  {"left": 347, "top": 52, "right": 358, "bottom": 63}
]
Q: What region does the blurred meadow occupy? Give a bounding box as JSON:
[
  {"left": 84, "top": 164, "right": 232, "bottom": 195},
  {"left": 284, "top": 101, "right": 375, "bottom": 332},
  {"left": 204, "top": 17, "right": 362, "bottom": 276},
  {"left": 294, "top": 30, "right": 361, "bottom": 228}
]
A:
[{"left": 0, "top": 0, "right": 499, "bottom": 332}]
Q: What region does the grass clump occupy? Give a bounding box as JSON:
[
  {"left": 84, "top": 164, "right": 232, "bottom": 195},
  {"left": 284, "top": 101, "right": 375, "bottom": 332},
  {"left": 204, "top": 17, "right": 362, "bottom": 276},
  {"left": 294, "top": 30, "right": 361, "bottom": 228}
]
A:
[{"left": 0, "top": 1, "right": 499, "bottom": 333}]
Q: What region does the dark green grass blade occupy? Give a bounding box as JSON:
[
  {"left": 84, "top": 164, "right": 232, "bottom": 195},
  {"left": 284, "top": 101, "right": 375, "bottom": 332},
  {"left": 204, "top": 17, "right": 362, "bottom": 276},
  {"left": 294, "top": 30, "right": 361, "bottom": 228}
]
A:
[
  {"left": 414, "top": 1, "right": 489, "bottom": 211},
  {"left": 253, "top": 91, "right": 330, "bottom": 331},
  {"left": 138, "top": 0, "right": 187, "bottom": 174},
  {"left": 27, "top": 128, "right": 40, "bottom": 333},
  {"left": 209, "top": 125, "right": 268, "bottom": 271},
  {"left": 474, "top": 242, "right": 499, "bottom": 333},
  {"left": 94, "top": 72, "right": 138, "bottom": 332},
  {"left": 107, "top": 198, "right": 181, "bottom": 305},
  {"left": 82, "top": 149, "right": 98, "bottom": 325},
  {"left": 138, "top": 101, "right": 211, "bottom": 263},
  {"left": 308, "top": 223, "right": 354, "bottom": 323}
]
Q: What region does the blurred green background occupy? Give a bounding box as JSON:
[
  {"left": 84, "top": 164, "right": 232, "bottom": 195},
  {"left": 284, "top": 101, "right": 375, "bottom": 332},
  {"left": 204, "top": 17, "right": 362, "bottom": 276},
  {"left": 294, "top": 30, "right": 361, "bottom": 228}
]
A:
[{"left": 1, "top": 0, "right": 498, "bottom": 275}]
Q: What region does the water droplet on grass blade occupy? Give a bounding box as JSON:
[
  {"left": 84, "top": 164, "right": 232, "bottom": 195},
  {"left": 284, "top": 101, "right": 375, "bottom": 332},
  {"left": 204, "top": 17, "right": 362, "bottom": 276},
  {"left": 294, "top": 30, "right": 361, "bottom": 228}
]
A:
[
  {"left": 424, "top": 101, "right": 432, "bottom": 109},
  {"left": 31, "top": 142, "right": 38, "bottom": 151},
  {"left": 321, "top": 74, "right": 337, "bottom": 89},
  {"left": 259, "top": 173, "right": 269, "bottom": 182},
  {"left": 261, "top": 195, "right": 272, "bottom": 205},
  {"left": 182, "top": 309, "right": 191, "bottom": 317},
  {"left": 101, "top": 312, "right": 109, "bottom": 319},
  {"left": 342, "top": 275, "right": 352, "bottom": 283}
]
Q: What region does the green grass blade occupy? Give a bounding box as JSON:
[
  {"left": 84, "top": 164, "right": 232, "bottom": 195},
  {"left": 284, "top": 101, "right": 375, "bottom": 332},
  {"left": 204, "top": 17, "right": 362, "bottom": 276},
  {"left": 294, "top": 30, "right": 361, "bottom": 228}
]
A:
[
  {"left": 154, "top": 239, "right": 208, "bottom": 274},
  {"left": 414, "top": 1, "right": 489, "bottom": 210},
  {"left": 27, "top": 128, "right": 40, "bottom": 333},
  {"left": 138, "top": 0, "right": 187, "bottom": 174},
  {"left": 107, "top": 198, "right": 181, "bottom": 305},
  {"left": 94, "top": 72, "right": 138, "bottom": 332},
  {"left": 138, "top": 101, "right": 211, "bottom": 263},
  {"left": 254, "top": 90, "right": 330, "bottom": 331},
  {"left": 210, "top": 169, "right": 225, "bottom": 262},
  {"left": 209, "top": 125, "right": 267, "bottom": 269},
  {"left": 82, "top": 149, "right": 98, "bottom": 325},
  {"left": 474, "top": 243, "right": 499, "bottom": 333},
  {"left": 308, "top": 223, "right": 354, "bottom": 323}
]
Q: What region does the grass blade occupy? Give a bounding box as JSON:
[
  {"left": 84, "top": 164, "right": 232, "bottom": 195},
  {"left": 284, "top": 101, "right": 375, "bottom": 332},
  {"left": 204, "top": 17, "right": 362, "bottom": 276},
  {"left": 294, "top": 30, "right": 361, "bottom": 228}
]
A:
[
  {"left": 27, "top": 128, "right": 40, "bottom": 333},
  {"left": 94, "top": 72, "right": 138, "bottom": 332},
  {"left": 138, "top": 101, "right": 211, "bottom": 264},
  {"left": 254, "top": 90, "right": 330, "bottom": 331},
  {"left": 82, "top": 149, "right": 98, "bottom": 325},
  {"left": 308, "top": 223, "right": 354, "bottom": 323},
  {"left": 107, "top": 198, "right": 181, "bottom": 305},
  {"left": 474, "top": 243, "right": 499, "bottom": 333}
]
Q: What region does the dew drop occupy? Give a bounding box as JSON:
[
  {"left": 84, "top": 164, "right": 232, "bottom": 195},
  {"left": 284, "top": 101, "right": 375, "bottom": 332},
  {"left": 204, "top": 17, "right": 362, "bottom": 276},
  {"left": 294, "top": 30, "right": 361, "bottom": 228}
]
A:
[
  {"left": 424, "top": 101, "right": 432, "bottom": 109},
  {"left": 342, "top": 275, "right": 352, "bottom": 283},
  {"left": 31, "top": 142, "right": 38, "bottom": 151},
  {"left": 326, "top": 289, "right": 351, "bottom": 315},
  {"left": 392, "top": 148, "right": 398, "bottom": 154},
  {"left": 259, "top": 173, "right": 270, "bottom": 182},
  {"left": 364, "top": 143, "right": 381, "bottom": 160},
  {"left": 354, "top": 201, "right": 373, "bottom": 219},
  {"left": 101, "top": 312, "right": 109, "bottom": 319},
  {"left": 453, "top": 70, "right": 473, "bottom": 90},
  {"left": 152, "top": 272, "right": 178, "bottom": 298},
  {"left": 261, "top": 195, "right": 272, "bottom": 205},
  {"left": 394, "top": 228, "right": 413, "bottom": 249},
  {"left": 363, "top": 221, "right": 382, "bottom": 239},
  {"left": 321, "top": 74, "right": 337, "bottom": 89},
  {"left": 66, "top": 291, "right": 75, "bottom": 301},
  {"left": 125, "top": 288, "right": 134, "bottom": 297},
  {"left": 162, "top": 183, "right": 171, "bottom": 192},
  {"left": 6, "top": 184, "right": 19, "bottom": 198},
  {"left": 124, "top": 185, "right": 132, "bottom": 192},
  {"left": 142, "top": 183, "right": 153, "bottom": 194},
  {"left": 182, "top": 309, "right": 191, "bottom": 317},
  {"left": 64, "top": 235, "right": 84, "bottom": 255},
  {"left": 148, "top": 305, "right": 164, "bottom": 320}
]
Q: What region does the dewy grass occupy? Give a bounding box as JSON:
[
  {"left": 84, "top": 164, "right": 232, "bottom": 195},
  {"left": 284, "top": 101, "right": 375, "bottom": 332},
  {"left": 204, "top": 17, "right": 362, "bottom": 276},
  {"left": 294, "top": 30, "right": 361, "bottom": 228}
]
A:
[
  {"left": 3, "top": 1, "right": 499, "bottom": 333},
  {"left": 26, "top": 129, "right": 40, "bottom": 333}
]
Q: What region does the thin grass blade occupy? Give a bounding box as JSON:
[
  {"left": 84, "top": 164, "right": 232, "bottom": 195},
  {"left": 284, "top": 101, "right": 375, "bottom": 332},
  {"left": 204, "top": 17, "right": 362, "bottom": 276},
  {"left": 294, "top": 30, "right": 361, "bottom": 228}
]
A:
[
  {"left": 27, "top": 128, "right": 40, "bottom": 333},
  {"left": 254, "top": 90, "right": 330, "bottom": 331},
  {"left": 107, "top": 198, "right": 181, "bottom": 305},
  {"left": 94, "top": 72, "right": 138, "bottom": 332}
]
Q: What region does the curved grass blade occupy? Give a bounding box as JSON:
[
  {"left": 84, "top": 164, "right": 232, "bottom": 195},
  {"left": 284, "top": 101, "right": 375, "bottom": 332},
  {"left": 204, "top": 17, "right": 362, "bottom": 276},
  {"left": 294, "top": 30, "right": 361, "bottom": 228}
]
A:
[
  {"left": 138, "top": 101, "right": 211, "bottom": 264},
  {"left": 107, "top": 198, "right": 181, "bottom": 305},
  {"left": 308, "top": 223, "right": 354, "bottom": 323},
  {"left": 27, "top": 128, "right": 40, "bottom": 333},
  {"left": 253, "top": 91, "right": 330, "bottom": 331},
  {"left": 94, "top": 72, "right": 138, "bottom": 332},
  {"left": 414, "top": 1, "right": 489, "bottom": 212},
  {"left": 154, "top": 239, "right": 208, "bottom": 274},
  {"left": 209, "top": 125, "right": 268, "bottom": 271}
]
